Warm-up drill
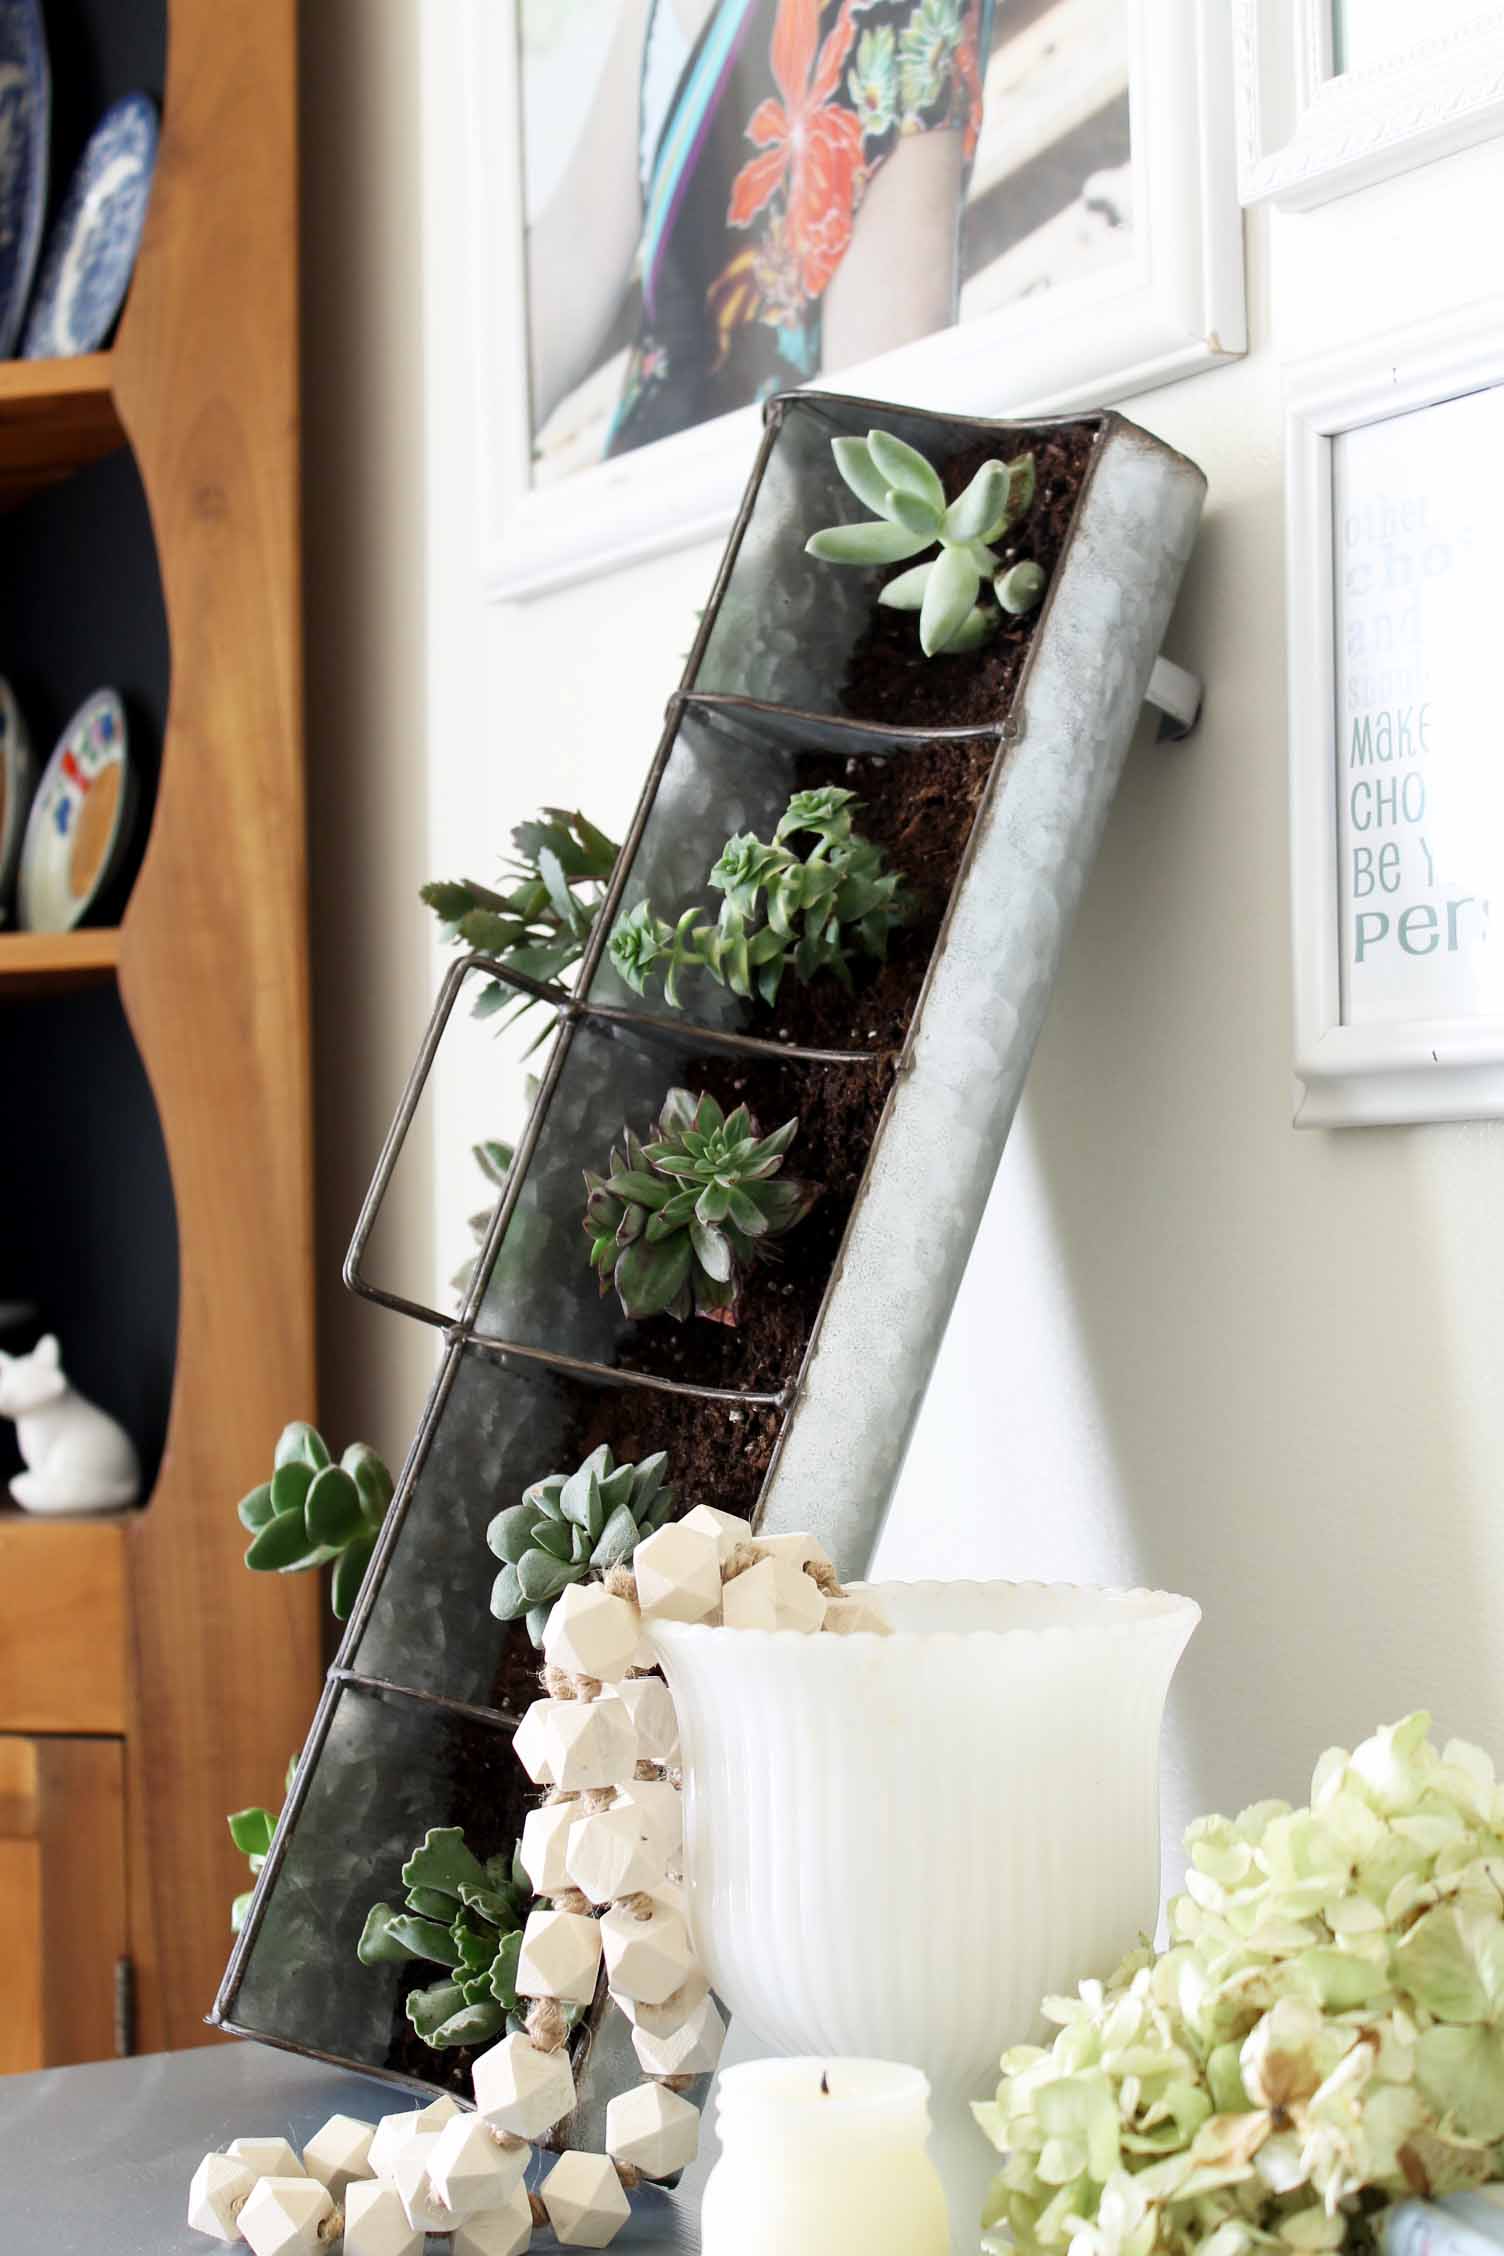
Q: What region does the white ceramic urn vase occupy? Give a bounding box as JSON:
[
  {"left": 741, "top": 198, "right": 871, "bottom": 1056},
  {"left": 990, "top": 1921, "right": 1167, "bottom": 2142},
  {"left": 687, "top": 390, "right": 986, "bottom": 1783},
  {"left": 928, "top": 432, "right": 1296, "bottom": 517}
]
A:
[{"left": 651, "top": 1580, "right": 1199, "bottom": 2252}]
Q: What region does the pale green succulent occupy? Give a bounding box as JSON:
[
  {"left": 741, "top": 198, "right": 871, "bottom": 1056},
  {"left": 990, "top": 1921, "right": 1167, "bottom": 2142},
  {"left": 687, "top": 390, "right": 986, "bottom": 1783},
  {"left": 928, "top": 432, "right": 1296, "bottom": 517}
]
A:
[
  {"left": 978, "top": 1713, "right": 1504, "bottom": 2256},
  {"left": 805, "top": 428, "right": 1045, "bottom": 656}
]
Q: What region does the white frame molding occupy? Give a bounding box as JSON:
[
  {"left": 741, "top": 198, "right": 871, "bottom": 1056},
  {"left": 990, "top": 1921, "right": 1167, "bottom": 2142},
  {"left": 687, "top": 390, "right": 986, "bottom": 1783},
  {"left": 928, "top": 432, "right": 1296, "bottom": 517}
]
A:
[
  {"left": 1236, "top": 1, "right": 1504, "bottom": 211},
  {"left": 470, "top": 0, "right": 1244, "bottom": 602},
  {"left": 1286, "top": 298, "right": 1504, "bottom": 1129}
]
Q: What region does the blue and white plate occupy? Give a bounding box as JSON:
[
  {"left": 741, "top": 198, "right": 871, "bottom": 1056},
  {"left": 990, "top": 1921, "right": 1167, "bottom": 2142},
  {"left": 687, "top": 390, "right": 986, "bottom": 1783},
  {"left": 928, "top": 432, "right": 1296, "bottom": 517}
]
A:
[
  {"left": 0, "top": 0, "right": 49, "bottom": 357},
  {"left": 0, "top": 675, "right": 36, "bottom": 925},
  {"left": 22, "top": 91, "right": 158, "bottom": 360}
]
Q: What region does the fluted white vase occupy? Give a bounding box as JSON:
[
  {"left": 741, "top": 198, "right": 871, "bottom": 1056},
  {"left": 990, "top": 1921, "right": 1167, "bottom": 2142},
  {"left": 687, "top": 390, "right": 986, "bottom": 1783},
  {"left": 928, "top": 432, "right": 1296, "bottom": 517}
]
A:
[{"left": 651, "top": 1581, "right": 1199, "bottom": 2252}]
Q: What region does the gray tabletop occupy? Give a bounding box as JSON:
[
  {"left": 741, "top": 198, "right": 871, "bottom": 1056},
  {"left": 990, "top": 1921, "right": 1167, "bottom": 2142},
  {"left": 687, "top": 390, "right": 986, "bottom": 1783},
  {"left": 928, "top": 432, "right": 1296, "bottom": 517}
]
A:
[{"left": 0, "top": 2042, "right": 705, "bottom": 2255}]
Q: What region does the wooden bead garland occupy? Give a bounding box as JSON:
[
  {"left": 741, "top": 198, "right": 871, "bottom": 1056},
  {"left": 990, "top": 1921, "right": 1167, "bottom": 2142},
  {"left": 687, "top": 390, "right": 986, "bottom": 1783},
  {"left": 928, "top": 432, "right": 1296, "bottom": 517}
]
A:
[{"left": 188, "top": 1521, "right": 887, "bottom": 2249}]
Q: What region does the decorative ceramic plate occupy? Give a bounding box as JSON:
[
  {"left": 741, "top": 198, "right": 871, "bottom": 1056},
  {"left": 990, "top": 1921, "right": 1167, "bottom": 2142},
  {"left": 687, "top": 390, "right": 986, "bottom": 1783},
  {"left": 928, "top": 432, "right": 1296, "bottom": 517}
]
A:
[
  {"left": 0, "top": 0, "right": 49, "bottom": 356},
  {"left": 18, "top": 689, "right": 135, "bottom": 932},
  {"left": 0, "top": 675, "right": 35, "bottom": 927},
  {"left": 21, "top": 91, "right": 157, "bottom": 359}
]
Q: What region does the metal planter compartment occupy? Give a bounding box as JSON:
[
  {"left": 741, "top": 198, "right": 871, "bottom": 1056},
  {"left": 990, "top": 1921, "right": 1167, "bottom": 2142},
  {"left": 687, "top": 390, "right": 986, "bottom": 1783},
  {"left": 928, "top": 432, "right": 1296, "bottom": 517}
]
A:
[{"left": 214, "top": 392, "right": 1206, "bottom": 2152}]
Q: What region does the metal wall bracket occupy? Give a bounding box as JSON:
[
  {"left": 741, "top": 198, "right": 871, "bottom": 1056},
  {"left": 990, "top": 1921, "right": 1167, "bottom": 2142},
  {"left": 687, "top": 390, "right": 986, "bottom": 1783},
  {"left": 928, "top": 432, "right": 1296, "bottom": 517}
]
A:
[{"left": 1145, "top": 654, "right": 1203, "bottom": 740}]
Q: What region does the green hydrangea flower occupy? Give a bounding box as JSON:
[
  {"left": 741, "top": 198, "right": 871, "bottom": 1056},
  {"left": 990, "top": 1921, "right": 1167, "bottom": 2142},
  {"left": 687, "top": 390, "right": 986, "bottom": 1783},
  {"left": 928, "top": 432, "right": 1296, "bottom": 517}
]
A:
[{"left": 978, "top": 1715, "right": 1504, "bottom": 2256}]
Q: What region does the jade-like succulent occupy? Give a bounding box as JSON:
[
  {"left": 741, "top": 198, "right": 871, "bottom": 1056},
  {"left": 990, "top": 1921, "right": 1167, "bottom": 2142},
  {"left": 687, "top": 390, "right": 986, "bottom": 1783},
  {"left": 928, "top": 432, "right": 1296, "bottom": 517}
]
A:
[
  {"left": 583, "top": 1087, "right": 820, "bottom": 1325},
  {"left": 227, "top": 1753, "right": 296, "bottom": 1935},
  {"left": 423, "top": 808, "right": 619, "bottom": 1051},
  {"left": 806, "top": 428, "right": 1046, "bottom": 656},
  {"left": 358, "top": 1826, "right": 541, "bottom": 2051},
  {"left": 978, "top": 1713, "right": 1504, "bottom": 2256},
  {"left": 609, "top": 786, "right": 908, "bottom": 1009},
  {"left": 488, "top": 1443, "right": 677, "bottom": 1647},
  {"left": 237, "top": 1421, "right": 393, "bottom": 1620}
]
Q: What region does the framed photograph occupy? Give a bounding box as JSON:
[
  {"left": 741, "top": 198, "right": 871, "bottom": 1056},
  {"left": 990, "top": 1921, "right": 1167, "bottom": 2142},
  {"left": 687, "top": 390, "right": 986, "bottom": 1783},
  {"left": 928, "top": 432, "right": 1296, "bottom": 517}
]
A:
[
  {"left": 1286, "top": 299, "right": 1504, "bottom": 1128},
  {"left": 471, "top": 0, "right": 1244, "bottom": 600},
  {"left": 1236, "top": 0, "right": 1504, "bottom": 211}
]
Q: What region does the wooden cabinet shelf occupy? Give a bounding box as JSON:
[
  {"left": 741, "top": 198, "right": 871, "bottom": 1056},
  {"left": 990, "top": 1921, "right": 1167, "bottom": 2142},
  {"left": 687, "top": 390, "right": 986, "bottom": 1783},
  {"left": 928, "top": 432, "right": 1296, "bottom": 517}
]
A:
[
  {"left": 0, "top": 356, "right": 125, "bottom": 509},
  {"left": 0, "top": 928, "right": 122, "bottom": 996}
]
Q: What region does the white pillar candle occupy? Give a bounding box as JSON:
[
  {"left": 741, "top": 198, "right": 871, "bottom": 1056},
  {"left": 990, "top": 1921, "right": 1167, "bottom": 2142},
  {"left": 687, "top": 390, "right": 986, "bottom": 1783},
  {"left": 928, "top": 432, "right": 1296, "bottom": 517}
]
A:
[{"left": 699, "top": 2058, "right": 950, "bottom": 2256}]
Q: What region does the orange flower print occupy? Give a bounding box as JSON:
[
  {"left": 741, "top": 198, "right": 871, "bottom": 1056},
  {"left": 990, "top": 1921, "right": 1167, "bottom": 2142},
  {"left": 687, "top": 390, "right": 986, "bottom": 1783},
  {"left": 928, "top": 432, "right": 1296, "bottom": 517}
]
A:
[{"left": 727, "top": 0, "right": 866, "bottom": 303}]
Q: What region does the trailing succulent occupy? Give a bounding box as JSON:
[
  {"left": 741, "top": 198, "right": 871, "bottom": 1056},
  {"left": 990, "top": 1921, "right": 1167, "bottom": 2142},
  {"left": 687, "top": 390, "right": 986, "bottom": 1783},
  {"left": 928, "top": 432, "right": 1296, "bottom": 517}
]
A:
[
  {"left": 357, "top": 1826, "right": 544, "bottom": 2052},
  {"left": 488, "top": 1443, "right": 676, "bottom": 1646},
  {"left": 608, "top": 786, "right": 908, "bottom": 1010},
  {"left": 806, "top": 427, "right": 1046, "bottom": 656},
  {"left": 238, "top": 1421, "right": 393, "bottom": 1620},
  {"left": 979, "top": 1713, "right": 1504, "bottom": 2256},
  {"left": 584, "top": 1086, "right": 820, "bottom": 1325},
  {"left": 423, "top": 808, "right": 619, "bottom": 1050},
  {"left": 227, "top": 1754, "right": 296, "bottom": 1935}
]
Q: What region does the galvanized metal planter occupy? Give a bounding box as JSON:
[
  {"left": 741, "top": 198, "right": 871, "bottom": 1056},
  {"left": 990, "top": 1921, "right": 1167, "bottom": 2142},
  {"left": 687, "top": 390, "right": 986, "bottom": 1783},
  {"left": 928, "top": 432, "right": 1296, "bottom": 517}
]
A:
[{"left": 212, "top": 392, "right": 1206, "bottom": 2164}]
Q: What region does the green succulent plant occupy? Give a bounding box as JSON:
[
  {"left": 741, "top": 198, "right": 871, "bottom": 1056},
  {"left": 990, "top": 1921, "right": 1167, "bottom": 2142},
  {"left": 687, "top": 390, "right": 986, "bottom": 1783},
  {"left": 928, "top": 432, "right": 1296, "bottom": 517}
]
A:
[
  {"left": 357, "top": 1826, "right": 543, "bottom": 2052},
  {"left": 608, "top": 786, "right": 908, "bottom": 1010},
  {"left": 423, "top": 808, "right": 620, "bottom": 1053},
  {"left": 978, "top": 1712, "right": 1504, "bottom": 2256},
  {"left": 237, "top": 1421, "right": 393, "bottom": 1620},
  {"left": 584, "top": 1086, "right": 820, "bottom": 1325},
  {"left": 227, "top": 1753, "right": 297, "bottom": 1935},
  {"left": 805, "top": 427, "right": 1046, "bottom": 656},
  {"left": 453, "top": 1136, "right": 517, "bottom": 1296},
  {"left": 488, "top": 1443, "right": 677, "bottom": 1647}
]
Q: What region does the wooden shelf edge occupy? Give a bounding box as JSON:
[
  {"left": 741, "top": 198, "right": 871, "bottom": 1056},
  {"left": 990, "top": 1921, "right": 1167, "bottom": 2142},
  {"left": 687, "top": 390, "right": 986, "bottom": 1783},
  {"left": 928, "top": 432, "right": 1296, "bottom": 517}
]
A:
[
  {"left": 0, "top": 353, "right": 115, "bottom": 408},
  {"left": 0, "top": 928, "right": 123, "bottom": 996},
  {"left": 0, "top": 353, "right": 125, "bottom": 508}
]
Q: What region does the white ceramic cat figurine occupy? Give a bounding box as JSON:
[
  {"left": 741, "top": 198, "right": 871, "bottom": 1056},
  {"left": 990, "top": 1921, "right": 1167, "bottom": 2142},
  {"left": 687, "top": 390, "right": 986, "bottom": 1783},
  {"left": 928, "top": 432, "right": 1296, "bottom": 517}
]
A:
[{"left": 0, "top": 1335, "right": 140, "bottom": 1514}]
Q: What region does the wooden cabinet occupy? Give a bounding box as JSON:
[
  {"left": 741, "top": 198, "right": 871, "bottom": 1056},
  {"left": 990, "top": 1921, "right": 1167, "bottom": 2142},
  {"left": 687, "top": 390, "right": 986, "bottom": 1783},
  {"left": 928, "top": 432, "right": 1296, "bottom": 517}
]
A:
[{"left": 0, "top": 0, "right": 321, "bottom": 2059}]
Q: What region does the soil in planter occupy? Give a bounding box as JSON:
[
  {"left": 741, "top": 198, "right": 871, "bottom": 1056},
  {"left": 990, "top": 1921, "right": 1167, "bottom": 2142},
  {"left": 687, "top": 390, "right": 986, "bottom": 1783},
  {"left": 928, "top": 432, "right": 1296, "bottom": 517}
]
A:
[{"left": 837, "top": 419, "right": 1098, "bottom": 733}]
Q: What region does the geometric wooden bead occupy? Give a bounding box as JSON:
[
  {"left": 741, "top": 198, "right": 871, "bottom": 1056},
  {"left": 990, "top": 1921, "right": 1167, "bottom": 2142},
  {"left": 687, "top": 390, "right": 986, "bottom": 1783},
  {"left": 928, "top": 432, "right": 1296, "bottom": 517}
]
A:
[
  {"left": 342, "top": 2181, "right": 425, "bottom": 2256},
  {"left": 519, "top": 1799, "right": 578, "bottom": 1898},
  {"left": 227, "top": 2137, "right": 305, "bottom": 2181},
  {"left": 605, "top": 2081, "right": 700, "bottom": 2180},
  {"left": 631, "top": 1523, "right": 722, "bottom": 1626},
  {"left": 721, "top": 1554, "right": 825, "bottom": 1635},
  {"left": 472, "top": 2030, "right": 576, "bottom": 2142},
  {"left": 678, "top": 1505, "right": 755, "bottom": 1563},
  {"left": 543, "top": 1583, "right": 641, "bottom": 1685},
  {"left": 630, "top": 1991, "right": 726, "bottom": 2078},
  {"left": 756, "top": 1530, "right": 831, "bottom": 1573},
  {"left": 614, "top": 1675, "right": 679, "bottom": 1768},
  {"left": 513, "top": 1697, "right": 637, "bottom": 1791},
  {"left": 517, "top": 1904, "right": 603, "bottom": 2004},
  {"left": 565, "top": 1805, "right": 666, "bottom": 1907},
  {"left": 822, "top": 1595, "right": 892, "bottom": 1636},
  {"left": 539, "top": 2151, "right": 632, "bottom": 2248},
  {"left": 301, "top": 2113, "right": 376, "bottom": 2201},
  {"left": 427, "top": 2113, "right": 528, "bottom": 2219},
  {"left": 450, "top": 2183, "right": 535, "bottom": 2256},
  {"left": 609, "top": 1779, "right": 682, "bottom": 1864},
  {"left": 368, "top": 2096, "right": 462, "bottom": 2181},
  {"left": 237, "top": 2177, "right": 337, "bottom": 2256},
  {"left": 187, "top": 2152, "right": 257, "bottom": 2242},
  {"left": 393, "top": 2135, "right": 454, "bottom": 2232},
  {"left": 612, "top": 1967, "right": 709, "bottom": 2037},
  {"left": 599, "top": 1897, "right": 694, "bottom": 2006}
]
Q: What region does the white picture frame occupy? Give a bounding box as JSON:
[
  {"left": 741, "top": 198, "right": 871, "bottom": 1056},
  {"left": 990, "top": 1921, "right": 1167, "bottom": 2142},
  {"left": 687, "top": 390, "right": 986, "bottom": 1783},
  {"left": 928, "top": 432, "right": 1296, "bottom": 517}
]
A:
[
  {"left": 1235, "top": 0, "right": 1504, "bottom": 211},
  {"left": 1285, "top": 298, "right": 1504, "bottom": 1129},
  {"left": 469, "top": 0, "right": 1244, "bottom": 603}
]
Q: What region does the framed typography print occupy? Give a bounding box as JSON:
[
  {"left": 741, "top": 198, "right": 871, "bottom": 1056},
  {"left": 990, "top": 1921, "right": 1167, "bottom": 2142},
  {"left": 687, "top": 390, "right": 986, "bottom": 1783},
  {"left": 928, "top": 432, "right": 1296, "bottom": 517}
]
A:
[
  {"left": 471, "top": 0, "right": 1244, "bottom": 598},
  {"left": 1286, "top": 300, "right": 1504, "bottom": 1126},
  {"left": 1236, "top": 0, "right": 1504, "bottom": 210}
]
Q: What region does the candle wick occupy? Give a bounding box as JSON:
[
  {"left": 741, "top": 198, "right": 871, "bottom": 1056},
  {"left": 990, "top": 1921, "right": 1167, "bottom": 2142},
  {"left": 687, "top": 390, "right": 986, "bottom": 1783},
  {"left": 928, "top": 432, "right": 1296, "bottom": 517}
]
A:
[{"left": 820, "top": 2071, "right": 830, "bottom": 2096}]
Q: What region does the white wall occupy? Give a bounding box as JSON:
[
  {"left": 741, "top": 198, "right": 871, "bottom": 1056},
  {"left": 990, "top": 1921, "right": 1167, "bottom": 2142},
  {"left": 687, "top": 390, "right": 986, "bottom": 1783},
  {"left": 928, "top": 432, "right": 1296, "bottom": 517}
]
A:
[{"left": 403, "top": 18, "right": 1504, "bottom": 1893}]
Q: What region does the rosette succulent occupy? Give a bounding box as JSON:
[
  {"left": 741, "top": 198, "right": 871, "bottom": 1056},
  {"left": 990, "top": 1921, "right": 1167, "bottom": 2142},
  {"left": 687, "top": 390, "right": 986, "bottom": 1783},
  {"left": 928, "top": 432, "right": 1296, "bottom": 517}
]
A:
[
  {"left": 978, "top": 1713, "right": 1504, "bottom": 2256},
  {"left": 358, "top": 1826, "right": 540, "bottom": 2052},
  {"left": 237, "top": 1422, "right": 393, "bottom": 1619},
  {"left": 227, "top": 1754, "right": 297, "bottom": 1935},
  {"left": 806, "top": 427, "right": 1046, "bottom": 656},
  {"left": 488, "top": 1442, "right": 677, "bottom": 1646},
  {"left": 609, "top": 786, "right": 908, "bottom": 1009},
  {"left": 423, "top": 807, "right": 619, "bottom": 1051},
  {"left": 583, "top": 1087, "right": 820, "bottom": 1324}
]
